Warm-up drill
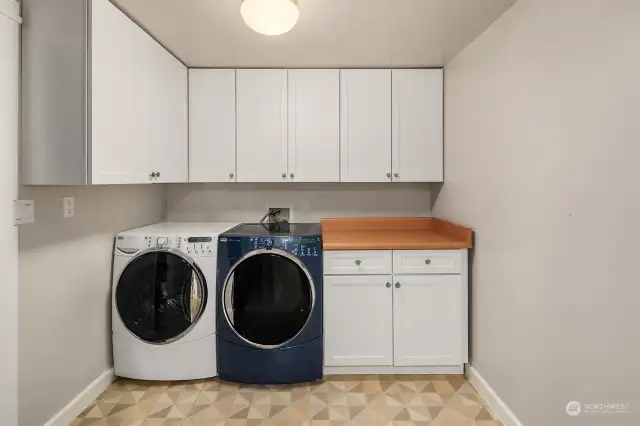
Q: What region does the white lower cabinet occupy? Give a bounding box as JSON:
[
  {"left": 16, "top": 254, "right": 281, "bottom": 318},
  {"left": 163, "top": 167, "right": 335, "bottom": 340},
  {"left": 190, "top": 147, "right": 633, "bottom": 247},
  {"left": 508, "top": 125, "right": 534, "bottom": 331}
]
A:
[
  {"left": 324, "top": 275, "right": 393, "bottom": 366},
  {"left": 324, "top": 249, "right": 467, "bottom": 370},
  {"left": 392, "top": 274, "right": 463, "bottom": 366}
]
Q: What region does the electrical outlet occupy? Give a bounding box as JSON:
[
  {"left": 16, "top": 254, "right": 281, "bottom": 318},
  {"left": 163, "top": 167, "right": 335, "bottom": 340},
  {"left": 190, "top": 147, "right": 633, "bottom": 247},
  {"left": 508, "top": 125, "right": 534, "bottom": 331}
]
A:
[{"left": 63, "top": 196, "right": 75, "bottom": 218}]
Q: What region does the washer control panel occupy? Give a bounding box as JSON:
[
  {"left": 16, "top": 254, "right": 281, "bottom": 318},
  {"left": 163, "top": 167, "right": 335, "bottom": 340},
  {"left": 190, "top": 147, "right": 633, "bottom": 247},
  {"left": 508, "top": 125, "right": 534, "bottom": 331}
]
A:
[
  {"left": 178, "top": 236, "right": 214, "bottom": 257},
  {"left": 141, "top": 235, "right": 215, "bottom": 257}
]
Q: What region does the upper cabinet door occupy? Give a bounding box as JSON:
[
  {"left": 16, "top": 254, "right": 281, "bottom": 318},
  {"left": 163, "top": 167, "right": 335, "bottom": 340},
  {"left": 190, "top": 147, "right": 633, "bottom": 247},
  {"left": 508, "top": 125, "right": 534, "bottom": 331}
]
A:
[
  {"left": 340, "top": 70, "right": 391, "bottom": 182},
  {"left": 236, "top": 70, "right": 288, "bottom": 183},
  {"left": 189, "top": 70, "right": 237, "bottom": 182},
  {"left": 146, "top": 39, "right": 188, "bottom": 183},
  {"left": 393, "top": 274, "right": 463, "bottom": 366},
  {"left": 91, "top": 0, "right": 187, "bottom": 184},
  {"left": 287, "top": 70, "right": 340, "bottom": 182},
  {"left": 391, "top": 69, "right": 443, "bottom": 182},
  {"left": 91, "top": 0, "right": 152, "bottom": 184}
]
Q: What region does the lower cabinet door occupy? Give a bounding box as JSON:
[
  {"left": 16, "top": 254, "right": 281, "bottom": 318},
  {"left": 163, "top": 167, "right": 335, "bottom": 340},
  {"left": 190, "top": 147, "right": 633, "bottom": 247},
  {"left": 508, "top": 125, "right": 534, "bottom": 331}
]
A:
[
  {"left": 393, "top": 274, "right": 463, "bottom": 366},
  {"left": 324, "top": 275, "right": 393, "bottom": 366}
]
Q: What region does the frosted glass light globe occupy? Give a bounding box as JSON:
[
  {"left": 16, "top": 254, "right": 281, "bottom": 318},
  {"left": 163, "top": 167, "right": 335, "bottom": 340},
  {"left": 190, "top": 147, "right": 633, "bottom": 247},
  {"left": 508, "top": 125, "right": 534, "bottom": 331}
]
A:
[{"left": 241, "top": 0, "right": 299, "bottom": 36}]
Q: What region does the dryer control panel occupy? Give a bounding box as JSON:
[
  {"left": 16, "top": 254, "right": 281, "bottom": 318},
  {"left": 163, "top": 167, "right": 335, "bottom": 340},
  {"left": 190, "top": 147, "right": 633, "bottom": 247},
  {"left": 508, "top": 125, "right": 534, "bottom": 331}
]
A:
[{"left": 246, "top": 236, "right": 322, "bottom": 257}]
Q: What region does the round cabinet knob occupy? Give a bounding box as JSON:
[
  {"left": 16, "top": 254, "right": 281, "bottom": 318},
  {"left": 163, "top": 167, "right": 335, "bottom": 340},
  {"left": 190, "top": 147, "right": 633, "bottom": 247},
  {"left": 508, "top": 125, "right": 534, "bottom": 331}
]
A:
[
  {"left": 156, "top": 171, "right": 161, "bottom": 178},
  {"left": 386, "top": 173, "right": 392, "bottom": 179},
  {"left": 425, "top": 259, "right": 432, "bottom": 265},
  {"left": 150, "top": 172, "right": 156, "bottom": 178},
  {"left": 157, "top": 237, "right": 167, "bottom": 246},
  {"left": 355, "top": 260, "right": 362, "bottom": 266},
  {"left": 282, "top": 173, "right": 287, "bottom": 179},
  {"left": 229, "top": 172, "right": 234, "bottom": 179},
  {"left": 394, "top": 173, "right": 399, "bottom": 178},
  {"left": 386, "top": 282, "right": 391, "bottom": 288},
  {"left": 290, "top": 173, "right": 295, "bottom": 180},
  {"left": 395, "top": 282, "right": 401, "bottom": 288}
]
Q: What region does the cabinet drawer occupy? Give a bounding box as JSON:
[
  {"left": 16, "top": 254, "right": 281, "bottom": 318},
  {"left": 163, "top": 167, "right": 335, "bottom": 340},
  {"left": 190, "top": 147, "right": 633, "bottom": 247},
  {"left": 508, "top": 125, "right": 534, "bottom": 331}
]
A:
[
  {"left": 393, "top": 250, "right": 462, "bottom": 274},
  {"left": 324, "top": 250, "right": 392, "bottom": 275}
]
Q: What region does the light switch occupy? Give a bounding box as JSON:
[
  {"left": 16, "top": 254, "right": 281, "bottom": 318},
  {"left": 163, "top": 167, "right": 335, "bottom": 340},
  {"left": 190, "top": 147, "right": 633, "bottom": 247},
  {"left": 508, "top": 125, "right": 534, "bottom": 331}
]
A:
[{"left": 14, "top": 200, "right": 35, "bottom": 225}]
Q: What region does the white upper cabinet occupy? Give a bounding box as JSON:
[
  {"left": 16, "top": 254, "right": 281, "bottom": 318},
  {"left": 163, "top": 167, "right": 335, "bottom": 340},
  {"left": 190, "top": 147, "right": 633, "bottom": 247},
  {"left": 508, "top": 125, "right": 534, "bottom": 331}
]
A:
[
  {"left": 22, "top": 0, "right": 188, "bottom": 185},
  {"left": 236, "top": 69, "right": 288, "bottom": 183},
  {"left": 145, "top": 32, "right": 188, "bottom": 184},
  {"left": 287, "top": 70, "right": 340, "bottom": 182},
  {"left": 393, "top": 274, "right": 463, "bottom": 366},
  {"left": 189, "top": 70, "right": 237, "bottom": 182},
  {"left": 340, "top": 70, "right": 392, "bottom": 182},
  {"left": 391, "top": 69, "right": 443, "bottom": 182},
  {"left": 324, "top": 275, "right": 394, "bottom": 366},
  {"left": 91, "top": 0, "right": 151, "bottom": 184}
]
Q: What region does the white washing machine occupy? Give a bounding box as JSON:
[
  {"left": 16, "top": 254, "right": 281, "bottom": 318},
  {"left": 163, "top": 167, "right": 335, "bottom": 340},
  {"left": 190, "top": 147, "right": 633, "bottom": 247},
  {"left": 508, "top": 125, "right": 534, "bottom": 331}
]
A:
[{"left": 112, "top": 222, "right": 238, "bottom": 380}]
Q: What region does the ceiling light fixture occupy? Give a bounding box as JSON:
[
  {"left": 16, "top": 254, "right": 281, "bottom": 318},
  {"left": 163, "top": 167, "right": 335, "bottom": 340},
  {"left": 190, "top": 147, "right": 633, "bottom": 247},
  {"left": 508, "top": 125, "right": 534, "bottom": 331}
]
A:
[{"left": 240, "top": 0, "right": 299, "bottom": 36}]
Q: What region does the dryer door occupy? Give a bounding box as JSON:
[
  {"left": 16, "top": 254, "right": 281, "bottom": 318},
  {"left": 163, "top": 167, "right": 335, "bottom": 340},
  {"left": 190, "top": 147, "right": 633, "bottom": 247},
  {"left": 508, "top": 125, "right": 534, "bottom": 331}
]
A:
[
  {"left": 116, "top": 249, "right": 207, "bottom": 344},
  {"left": 223, "top": 250, "right": 314, "bottom": 348}
]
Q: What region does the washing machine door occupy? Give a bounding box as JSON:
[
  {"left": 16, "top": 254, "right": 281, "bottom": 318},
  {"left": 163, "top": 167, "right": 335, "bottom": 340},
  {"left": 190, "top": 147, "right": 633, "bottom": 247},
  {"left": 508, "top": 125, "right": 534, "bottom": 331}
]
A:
[
  {"left": 116, "top": 248, "right": 206, "bottom": 344},
  {"left": 223, "top": 249, "right": 314, "bottom": 349}
]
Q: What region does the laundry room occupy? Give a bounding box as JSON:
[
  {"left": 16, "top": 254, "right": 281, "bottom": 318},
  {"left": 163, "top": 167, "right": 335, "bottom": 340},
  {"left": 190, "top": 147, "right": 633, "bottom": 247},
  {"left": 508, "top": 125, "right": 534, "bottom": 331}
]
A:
[{"left": 3, "top": 1, "right": 639, "bottom": 426}]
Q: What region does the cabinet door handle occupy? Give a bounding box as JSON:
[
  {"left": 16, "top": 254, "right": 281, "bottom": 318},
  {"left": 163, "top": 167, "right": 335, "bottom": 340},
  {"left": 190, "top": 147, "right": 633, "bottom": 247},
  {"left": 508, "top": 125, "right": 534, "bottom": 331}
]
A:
[
  {"left": 229, "top": 172, "right": 234, "bottom": 179},
  {"left": 425, "top": 259, "right": 432, "bottom": 265},
  {"left": 386, "top": 282, "right": 391, "bottom": 288},
  {"left": 395, "top": 282, "right": 401, "bottom": 288},
  {"left": 281, "top": 173, "right": 287, "bottom": 179},
  {"left": 394, "top": 173, "right": 399, "bottom": 178},
  {"left": 290, "top": 173, "right": 295, "bottom": 180},
  {"left": 386, "top": 173, "right": 392, "bottom": 179},
  {"left": 355, "top": 260, "right": 361, "bottom": 266},
  {"left": 156, "top": 171, "right": 161, "bottom": 178}
]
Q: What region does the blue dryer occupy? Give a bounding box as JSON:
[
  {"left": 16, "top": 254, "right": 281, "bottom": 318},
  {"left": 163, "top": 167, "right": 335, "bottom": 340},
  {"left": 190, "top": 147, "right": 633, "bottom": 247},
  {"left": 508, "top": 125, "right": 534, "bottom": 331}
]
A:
[{"left": 216, "top": 223, "right": 323, "bottom": 384}]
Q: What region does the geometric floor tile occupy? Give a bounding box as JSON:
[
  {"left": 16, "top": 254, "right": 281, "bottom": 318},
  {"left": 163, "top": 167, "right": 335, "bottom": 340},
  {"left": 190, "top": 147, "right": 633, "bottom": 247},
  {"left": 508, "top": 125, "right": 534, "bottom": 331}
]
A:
[{"left": 72, "top": 374, "right": 502, "bottom": 426}]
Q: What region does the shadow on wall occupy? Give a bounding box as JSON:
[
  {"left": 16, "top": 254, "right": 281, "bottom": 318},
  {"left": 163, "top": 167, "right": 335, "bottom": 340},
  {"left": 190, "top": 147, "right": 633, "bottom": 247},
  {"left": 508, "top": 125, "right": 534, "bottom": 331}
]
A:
[
  {"left": 428, "top": 182, "right": 444, "bottom": 212},
  {"left": 467, "top": 231, "right": 476, "bottom": 364}
]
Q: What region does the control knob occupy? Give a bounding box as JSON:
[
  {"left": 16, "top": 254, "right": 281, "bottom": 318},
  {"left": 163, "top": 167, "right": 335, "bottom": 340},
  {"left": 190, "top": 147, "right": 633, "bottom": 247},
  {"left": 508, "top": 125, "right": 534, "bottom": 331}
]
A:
[
  {"left": 264, "top": 239, "right": 274, "bottom": 249},
  {"left": 157, "top": 237, "right": 167, "bottom": 246}
]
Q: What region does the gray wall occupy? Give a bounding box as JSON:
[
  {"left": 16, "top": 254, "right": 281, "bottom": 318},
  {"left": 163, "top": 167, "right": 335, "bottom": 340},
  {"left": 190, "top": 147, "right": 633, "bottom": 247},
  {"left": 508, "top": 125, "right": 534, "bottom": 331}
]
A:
[
  {"left": 434, "top": 0, "right": 640, "bottom": 425},
  {"left": 18, "top": 184, "right": 165, "bottom": 426},
  {"left": 165, "top": 183, "right": 431, "bottom": 222}
]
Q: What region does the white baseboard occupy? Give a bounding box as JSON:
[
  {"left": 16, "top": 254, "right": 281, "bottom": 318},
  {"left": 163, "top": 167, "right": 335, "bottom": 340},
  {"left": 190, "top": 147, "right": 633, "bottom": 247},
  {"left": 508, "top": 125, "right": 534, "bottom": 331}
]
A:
[
  {"left": 44, "top": 368, "right": 115, "bottom": 426},
  {"left": 324, "top": 365, "right": 464, "bottom": 375},
  {"left": 466, "top": 365, "right": 523, "bottom": 426}
]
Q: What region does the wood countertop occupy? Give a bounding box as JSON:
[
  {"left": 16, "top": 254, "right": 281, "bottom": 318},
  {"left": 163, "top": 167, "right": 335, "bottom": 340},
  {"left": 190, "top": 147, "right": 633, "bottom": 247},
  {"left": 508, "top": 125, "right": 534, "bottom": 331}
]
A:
[{"left": 320, "top": 217, "right": 472, "bottom": 250}]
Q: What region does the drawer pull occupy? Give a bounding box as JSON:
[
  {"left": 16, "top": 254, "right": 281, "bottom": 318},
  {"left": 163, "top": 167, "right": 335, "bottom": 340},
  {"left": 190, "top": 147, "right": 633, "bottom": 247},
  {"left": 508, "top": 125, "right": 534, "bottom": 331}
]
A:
[
  {"left": 425, "top": 259, "right": 432, "bottom": 265},
  {"left": 386, "top": 282, "right": 391, "bottom": 288},
  {"left": 355, "top": 260, "right": 362, "bottom": 266},
  {"left": 395, "top": 282, "right": 401, "bottom": 288}
]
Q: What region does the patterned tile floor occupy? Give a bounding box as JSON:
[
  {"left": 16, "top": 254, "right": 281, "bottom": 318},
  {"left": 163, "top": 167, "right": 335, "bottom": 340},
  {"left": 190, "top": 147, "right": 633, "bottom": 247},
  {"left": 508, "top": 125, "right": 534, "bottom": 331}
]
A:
[{"left": 72, "top": 375, "right": 502, "bottom": 426}]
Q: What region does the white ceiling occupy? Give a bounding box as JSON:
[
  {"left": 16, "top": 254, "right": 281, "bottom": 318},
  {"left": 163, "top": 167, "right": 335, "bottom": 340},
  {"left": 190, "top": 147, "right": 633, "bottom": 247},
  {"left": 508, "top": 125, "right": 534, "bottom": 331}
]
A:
[{"left": 112, "top": 0, "right": 518, "bottom": 67}]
